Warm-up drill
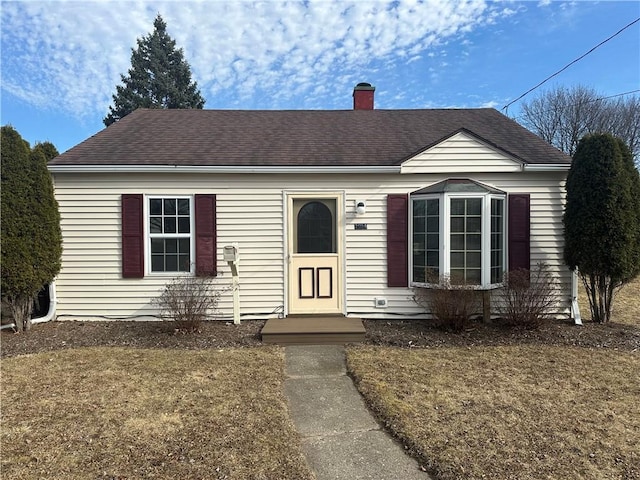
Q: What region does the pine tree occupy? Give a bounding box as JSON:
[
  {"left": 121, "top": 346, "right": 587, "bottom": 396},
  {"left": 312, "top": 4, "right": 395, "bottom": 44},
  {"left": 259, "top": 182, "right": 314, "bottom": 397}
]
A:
[
  {"left": 103, "top": 14, "right": 205, "bottom": 126},
  {"left": 564, "top": 133, "right": 640, "bottom": 323},
  {"left": 1, "top": 126, "right": 62, "bottom": 331}
]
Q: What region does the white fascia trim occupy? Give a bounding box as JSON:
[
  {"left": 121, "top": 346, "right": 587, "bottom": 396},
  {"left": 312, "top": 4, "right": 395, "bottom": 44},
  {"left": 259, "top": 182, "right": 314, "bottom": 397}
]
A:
[
  {"left": 523, "top": 164, "right": 571, "bottom": 171},
  {"left": 48, "top": 164, "right": 401, "bottom": 174}
]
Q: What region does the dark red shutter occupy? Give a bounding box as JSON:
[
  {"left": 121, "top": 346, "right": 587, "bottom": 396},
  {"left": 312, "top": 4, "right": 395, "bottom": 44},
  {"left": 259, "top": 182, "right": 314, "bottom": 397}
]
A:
[
  {"left": 387, "top": 194, "right": 409, "bottom": 287},
  {"left": 508, "top": 194, "right": 530, "bottom": 272},
  {"left": 195, "top": 194, "right": 217, "bottom": 276},
  {"left": 122, "top": 194, "right": 144, "bottom": 278}
]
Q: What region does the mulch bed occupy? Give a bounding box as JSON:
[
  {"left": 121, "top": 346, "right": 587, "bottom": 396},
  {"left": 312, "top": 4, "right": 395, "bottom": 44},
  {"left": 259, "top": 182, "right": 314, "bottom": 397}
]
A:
[{"left": 2, "top": 317, "right": 639, "bottom": 358}]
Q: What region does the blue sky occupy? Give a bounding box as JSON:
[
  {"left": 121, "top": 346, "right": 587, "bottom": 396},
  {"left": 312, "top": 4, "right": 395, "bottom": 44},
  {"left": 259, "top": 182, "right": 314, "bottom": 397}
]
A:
[{"left": 2, "top": 0, "right": 639, "bottom": 154}]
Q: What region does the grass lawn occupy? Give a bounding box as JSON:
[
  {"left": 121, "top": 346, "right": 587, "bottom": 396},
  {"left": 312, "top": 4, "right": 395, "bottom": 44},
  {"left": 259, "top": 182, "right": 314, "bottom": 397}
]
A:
[
  {"left": 347, "top": 279, "right": 640, "bottom": 480},
  {"left": 1, "top": 347, "right": 314, "bottom": 480}
]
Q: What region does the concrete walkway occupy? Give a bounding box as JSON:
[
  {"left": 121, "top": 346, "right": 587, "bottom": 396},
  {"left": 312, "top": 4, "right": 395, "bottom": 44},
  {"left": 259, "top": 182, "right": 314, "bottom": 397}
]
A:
[{"left": 284, "top": 345, "right": 431, "bottom": 480}]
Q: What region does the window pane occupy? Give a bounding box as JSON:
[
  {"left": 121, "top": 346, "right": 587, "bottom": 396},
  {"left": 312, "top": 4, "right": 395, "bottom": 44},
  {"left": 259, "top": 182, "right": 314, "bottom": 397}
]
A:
[
  {"left": 467, "top": 198, "right": 482, "bottom": 215},
  {"left": 165, "top": 239, "right": 177, "bottom": 253},
  {"left": 151, "top": 255, "right": 164, "bottom": 272},
  {"left": 492, "top": 198, "right": 504, "bottom": 215},
  {"left": 426, "top": 234, "right": 439, "bottom": 249},
  {"left": 163, "top": 199, "right": 176, "bottom": 215},
  {"left": 179, "top": 254, "right": 190, "bottom": 271},
  {"left": 491, "top": 235, "right": 502, "bottom": 250},
  {"left": 466, "top": 217, "right": 481, "bottom": 233},
  {"left": 468, "top": 234, "right": 481, "bottom": 251},
  {"left": 491, "top": 267, "right": 502, "bottom": 284},
  {"left": 150, "top": 199, "right": 162, "bottom": 215},
  {"left": 178, "top": 217, "right": 190, "bottom": 233},
  {"left": 450, "top": 217, "right": 464, "bottom": 233},
  {"left": 177, "top": 199, "right": 190, "bottom": 215},
  {"left": 467, "top": 269, "right": 481, "bottom": 284},
  {"left": 151, "top": 238, "right": 164, "bottom": 254},
  {"left": 150, "top": 217, "right": 162, "bottom": 233},
  {"left": 450, "top": 234, "right": 464, "bottom": 250},
  {"left": 451, "top": 252, "right": 464, "bottom": 268},
  {"left": 451, "top": 199, "right": 465, "bottom": 215},
  {"left": 450, "top": 269, "right": 465, "bottom": 285},
  {"left": 491, "top": 198, "right": 505, "bottom": 284},
  {"left": 179, "top": 238, "right": 190, "bottom": 253},
  {"left": 426, "top": 251, "right": 439, "bottom": 267},
  {"left": 413, "top": 197, "right": 440, "bottom": 284},
  {"left": 166, "top": 255, "right": 178, "bottom": 271},
  {"left": 467, "top": 252, "right": 481, "bottom": 268},
  {"left": 164, "top": 217, "right": 176, "bottom": 233},
  {"left": 413, "top": 200, "right": 425, "bottom": 216},
  {"left": 298, "top": 201, "right": 333, "bottom": 253},
  {"left": 413, "top": 267, "right": 425, "bottom": 283},
  {"left": 426, "top": 199, "right": 439, "bottom": 215},
  {"left": 426, "top": 217, "right": 439, "bottom": 233}
]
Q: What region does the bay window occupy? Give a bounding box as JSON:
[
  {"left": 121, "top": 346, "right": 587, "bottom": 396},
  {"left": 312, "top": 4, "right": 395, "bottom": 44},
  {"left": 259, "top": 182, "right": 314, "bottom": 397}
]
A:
[{"left": 411, "top": 179, "right": 506, "bottom": 288}]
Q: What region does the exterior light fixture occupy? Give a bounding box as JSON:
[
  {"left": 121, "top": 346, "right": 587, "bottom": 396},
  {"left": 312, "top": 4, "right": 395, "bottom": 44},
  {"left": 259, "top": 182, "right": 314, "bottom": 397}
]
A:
[{"left": 355, "top": 200, "right": 366, "bottom": 215}]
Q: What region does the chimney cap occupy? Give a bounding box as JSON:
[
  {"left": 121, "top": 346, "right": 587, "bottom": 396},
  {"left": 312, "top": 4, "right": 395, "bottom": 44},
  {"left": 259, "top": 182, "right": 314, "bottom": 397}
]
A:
[{"left": 354, "top": 82, "right": 375, "bottom": 91}]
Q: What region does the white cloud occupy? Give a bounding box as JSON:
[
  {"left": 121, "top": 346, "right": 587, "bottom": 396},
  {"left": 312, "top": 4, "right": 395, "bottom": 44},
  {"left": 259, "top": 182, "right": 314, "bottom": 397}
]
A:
[{"left": 1, "top": 0, "right": 513, "bottom": 118}]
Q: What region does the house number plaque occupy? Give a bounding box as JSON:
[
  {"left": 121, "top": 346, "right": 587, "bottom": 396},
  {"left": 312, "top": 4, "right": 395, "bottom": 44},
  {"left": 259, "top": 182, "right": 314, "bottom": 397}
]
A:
[{"left": 354, "top": 223, "right": 368, "bottom": 230}]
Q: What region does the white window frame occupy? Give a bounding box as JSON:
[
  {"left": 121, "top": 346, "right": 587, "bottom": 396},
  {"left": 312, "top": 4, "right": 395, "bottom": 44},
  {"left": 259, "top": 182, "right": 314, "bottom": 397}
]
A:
[
  {"left": 410, "top": 191, "right": 506, "bottom": 289},
  {"left": 145, "top": 195, "right": 195, "bottom": 276}
]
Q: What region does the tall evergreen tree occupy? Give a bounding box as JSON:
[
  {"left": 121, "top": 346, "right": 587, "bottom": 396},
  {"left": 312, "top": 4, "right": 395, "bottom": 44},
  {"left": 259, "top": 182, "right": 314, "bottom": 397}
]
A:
[
  {"left": 1, "top": 126, "right": 62, "bottom": 331},
  {"left": 103, "top": 14, "right": 205, "bottom": 126},
  {"left": 564, "top": 133, "right": 640, "bottom": 323}
]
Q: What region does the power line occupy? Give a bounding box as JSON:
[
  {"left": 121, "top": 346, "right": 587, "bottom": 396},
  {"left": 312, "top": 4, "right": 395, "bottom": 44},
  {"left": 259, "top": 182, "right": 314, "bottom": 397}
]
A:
[
  {"left": 508, "top": 89, "right": 640, "bottom": 122},
  {"left": 502, "top": 17, "right": 640, "bottom": 113}
]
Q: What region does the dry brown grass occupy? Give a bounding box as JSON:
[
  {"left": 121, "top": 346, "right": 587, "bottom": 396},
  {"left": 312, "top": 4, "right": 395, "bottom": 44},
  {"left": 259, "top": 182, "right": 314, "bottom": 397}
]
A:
[
  {"left": 1, "top": 347, "right": 314, "bottom": 480},
  {"left": 579, "top": 277, "right": 640, "bottom": 326},
  {"left": 352, "top": 279, "right": 640, "bottom": 478},
  {"left": 347, "top": 345, "right": 639, "bottom": 480}
]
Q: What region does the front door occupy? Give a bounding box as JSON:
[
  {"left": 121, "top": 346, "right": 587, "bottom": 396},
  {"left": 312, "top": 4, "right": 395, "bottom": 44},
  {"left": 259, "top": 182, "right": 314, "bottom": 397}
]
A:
[{"left": 288, "top": 194, "right": 342, "bottom": 314}]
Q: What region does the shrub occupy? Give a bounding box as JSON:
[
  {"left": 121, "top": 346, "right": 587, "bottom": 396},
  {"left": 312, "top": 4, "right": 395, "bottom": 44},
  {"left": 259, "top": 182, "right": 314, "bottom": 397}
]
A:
[
  {"left": 154, "top": 274, "right": 225, "bottom": 333},
  {"left": 1, "top": 127, "right": 62, "bottom": 331},
  {"left": 497, "top": 264, "right": 557, "bottom": 329},
  {"left": 413, "top": 276, "right": 481, "bottom": 333},
  {"left": 564, "top": 134, "right": 640, "bottom": 322}
]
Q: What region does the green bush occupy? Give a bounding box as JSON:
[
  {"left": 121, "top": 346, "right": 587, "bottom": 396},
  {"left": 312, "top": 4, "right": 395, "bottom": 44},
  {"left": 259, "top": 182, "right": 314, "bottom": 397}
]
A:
[
  {"left": 1, "top": 126, "right": 62, "bottom": 331},
  {"left": 564, "top": 134, "right": 640, "bottom": 323}
]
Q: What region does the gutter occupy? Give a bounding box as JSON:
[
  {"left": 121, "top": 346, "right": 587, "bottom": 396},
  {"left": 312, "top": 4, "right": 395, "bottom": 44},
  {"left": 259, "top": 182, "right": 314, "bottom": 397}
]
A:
[
  {"left": 48, "top": 163, "right": 571, "bottom": 174},
  {"left": 522, "top": 164, "right": 571, "bottom": 171},
  {"left": 48, "top": 164, "right": 401, "bottom": 174},
  {"left": 0, "top": 282, "right": 57, "bottom": 330}
]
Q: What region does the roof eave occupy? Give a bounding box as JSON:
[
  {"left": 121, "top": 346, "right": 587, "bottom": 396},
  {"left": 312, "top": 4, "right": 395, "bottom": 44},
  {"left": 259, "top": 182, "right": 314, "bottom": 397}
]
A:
[{"left": 47, "top": 164, "right": 402, "bottom": 174}]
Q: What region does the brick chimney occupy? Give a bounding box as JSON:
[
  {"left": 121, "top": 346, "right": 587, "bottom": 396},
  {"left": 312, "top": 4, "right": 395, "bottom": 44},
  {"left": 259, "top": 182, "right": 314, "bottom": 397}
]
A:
[{"left": 353, "top": 82, "right": 375, "bottom": 110}]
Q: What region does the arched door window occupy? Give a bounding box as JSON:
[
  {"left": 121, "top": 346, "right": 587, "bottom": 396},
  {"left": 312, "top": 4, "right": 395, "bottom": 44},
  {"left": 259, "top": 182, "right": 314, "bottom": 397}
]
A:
[{"left": 297, "top": 201, "right": 334, "bottom": 253}]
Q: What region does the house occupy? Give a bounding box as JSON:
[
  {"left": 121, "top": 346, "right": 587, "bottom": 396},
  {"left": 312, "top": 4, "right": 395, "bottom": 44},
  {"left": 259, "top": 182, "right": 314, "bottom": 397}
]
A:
[{"left": 47, "top": 83, "right": 577, "bottom": 324}]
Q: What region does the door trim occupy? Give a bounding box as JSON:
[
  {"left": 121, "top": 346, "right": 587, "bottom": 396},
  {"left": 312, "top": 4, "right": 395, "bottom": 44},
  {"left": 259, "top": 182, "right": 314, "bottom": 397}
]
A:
[{"left": 284, "top": 191, "right": 345, "bottom": 316}]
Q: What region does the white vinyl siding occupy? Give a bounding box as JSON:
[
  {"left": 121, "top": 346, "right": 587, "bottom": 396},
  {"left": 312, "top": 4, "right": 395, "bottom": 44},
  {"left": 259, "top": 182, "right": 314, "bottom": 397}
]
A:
[
  {"left": 51, "top": 168, "right": 570, "bottom": 320},
  {"left": 401, "top": 132, "right": 524, "bottom": 174}
]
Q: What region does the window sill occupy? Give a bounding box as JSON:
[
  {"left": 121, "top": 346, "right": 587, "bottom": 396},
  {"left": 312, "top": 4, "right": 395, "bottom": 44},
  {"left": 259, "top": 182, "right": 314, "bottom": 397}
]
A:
[{"left": 411, "top": 282, "right": 504, "bottom": 291}]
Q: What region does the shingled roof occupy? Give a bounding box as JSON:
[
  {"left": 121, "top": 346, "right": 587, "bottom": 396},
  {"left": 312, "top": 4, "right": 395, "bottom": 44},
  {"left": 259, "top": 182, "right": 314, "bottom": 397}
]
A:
[{"left": 50, "top": 107, "right": 571, "bottom": 167}]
